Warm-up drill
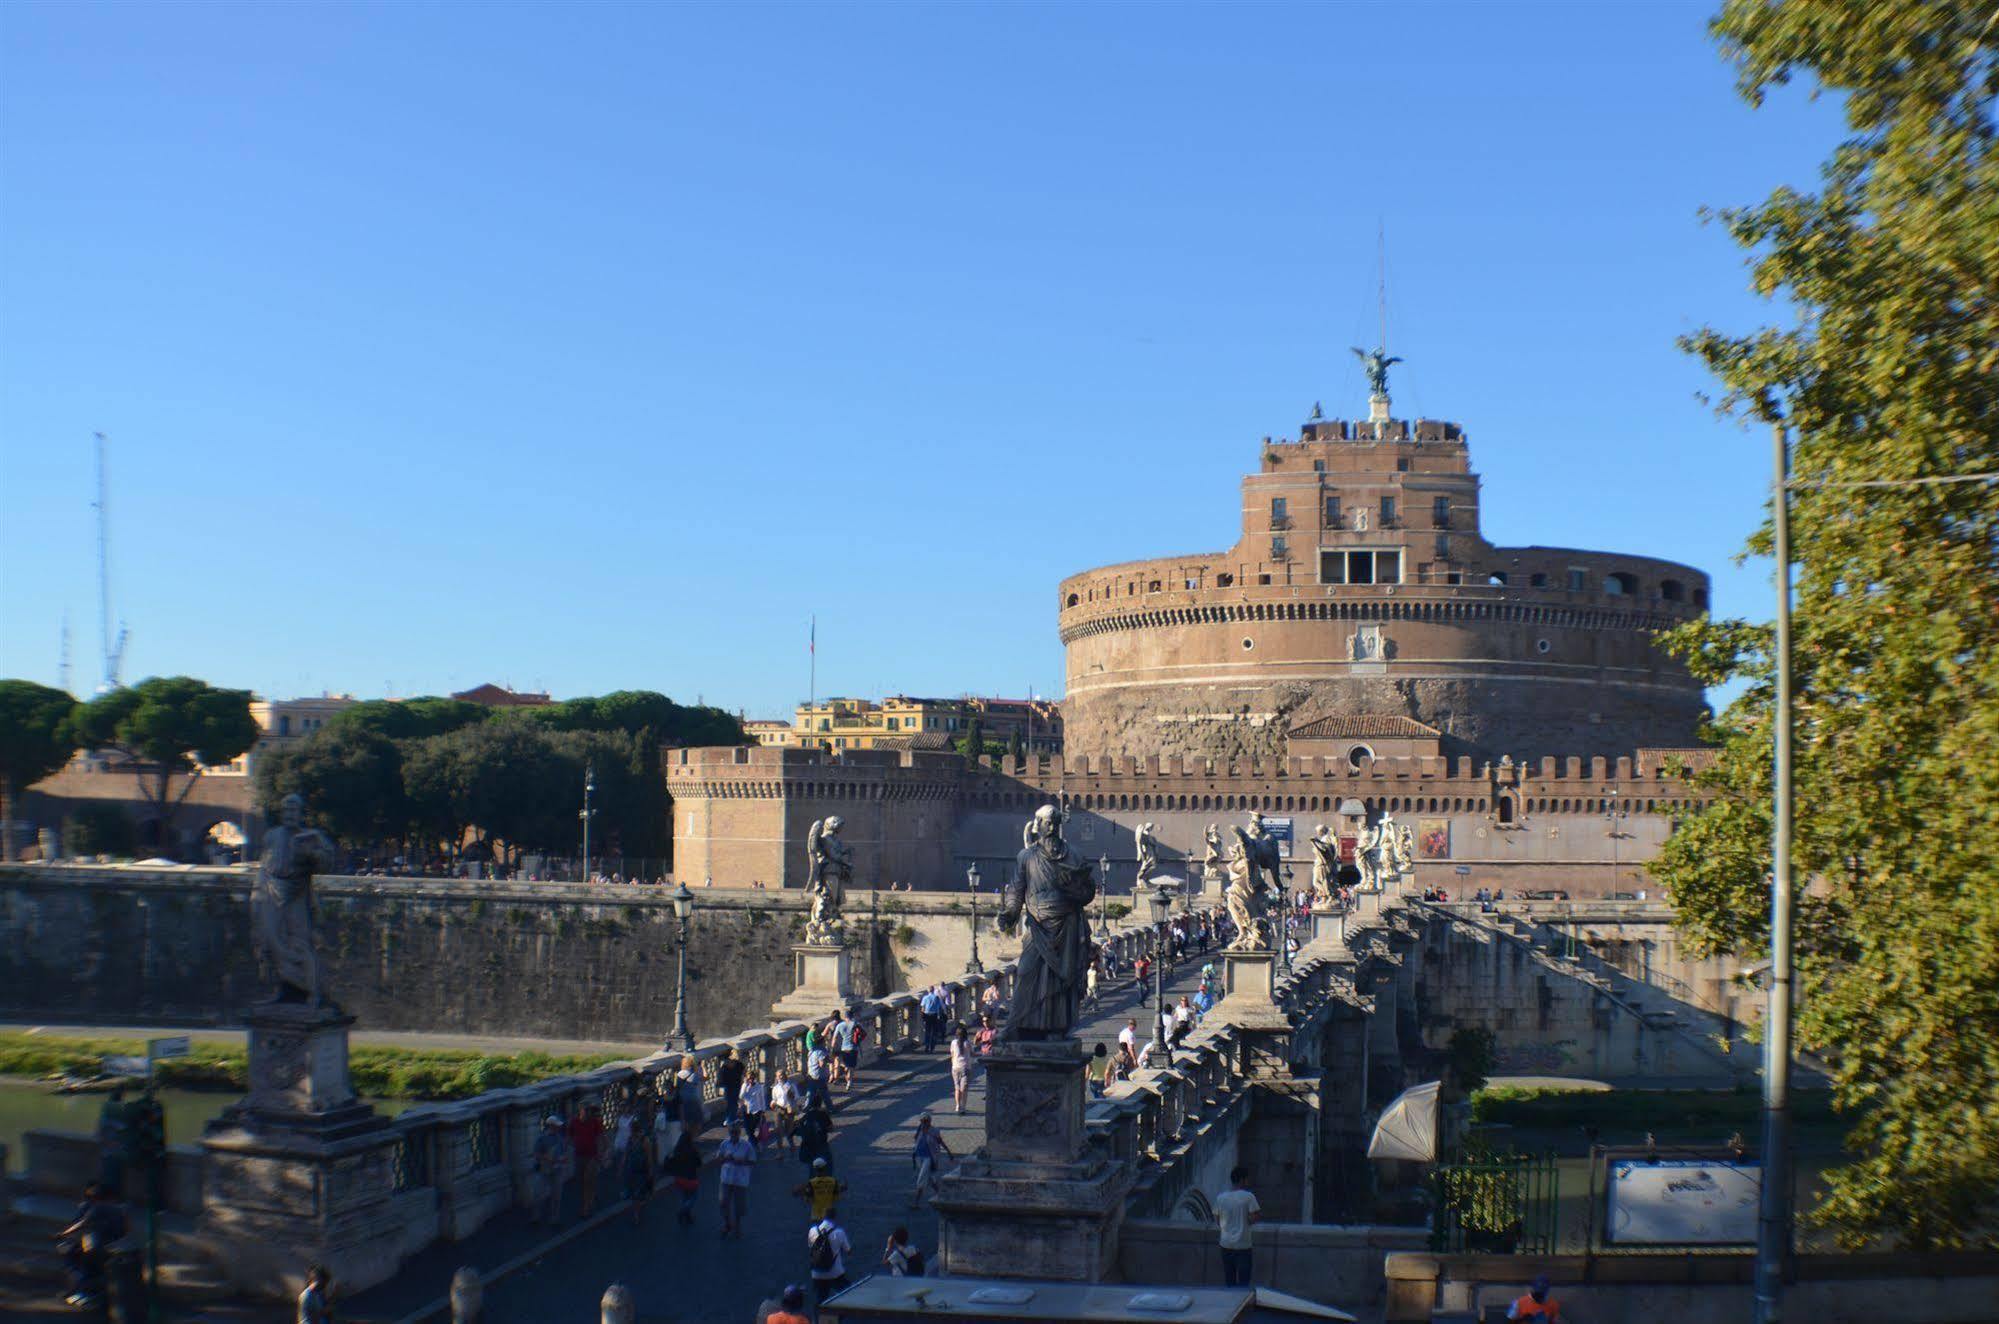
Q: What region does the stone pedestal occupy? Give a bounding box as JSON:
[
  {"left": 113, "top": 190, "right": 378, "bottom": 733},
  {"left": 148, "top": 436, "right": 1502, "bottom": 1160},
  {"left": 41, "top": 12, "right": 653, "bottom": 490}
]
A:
[
  {"left": 770, "top": 942, "right": 855, "bottom": 1022},
  {"left": 1216, "top": 949, "right": 1291, "bottom": 1031},
  {"left": 934, "top": 1039, "right": 1130, "bottom": 1282},
  {"left": 1369, "top": 393, "right": 1391, "bottom": 424},
  {"left": 1309, "top": 905, "right": 1346, "bottom": 947},
  {"left": 200, "top": 1003, "right": 429, "bottom": 1299}
]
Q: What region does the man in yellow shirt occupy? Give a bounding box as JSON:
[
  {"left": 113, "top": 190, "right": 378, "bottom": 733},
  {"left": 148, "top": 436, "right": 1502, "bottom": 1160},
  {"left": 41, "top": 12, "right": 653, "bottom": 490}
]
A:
[{"left": 792, "top": 1157, "right": 847, "bottom": 1221}]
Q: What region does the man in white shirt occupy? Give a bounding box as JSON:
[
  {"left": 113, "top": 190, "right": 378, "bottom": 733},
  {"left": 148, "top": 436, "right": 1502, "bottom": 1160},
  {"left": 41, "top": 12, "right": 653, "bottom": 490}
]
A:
[
  {"left": 808, "top": 1211, "right": 853, "bottom": 1311},
  {"left": 1118, "top": 1019, "right": 1138, "bottom": 1055},
  {"left": 1214, "top": 1166, "right": 1261, "bottom": 1287}
]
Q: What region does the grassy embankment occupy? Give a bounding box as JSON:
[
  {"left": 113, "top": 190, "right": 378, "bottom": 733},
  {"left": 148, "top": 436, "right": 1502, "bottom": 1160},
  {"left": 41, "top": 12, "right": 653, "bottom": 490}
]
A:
[
  {"left": 1473, "top": 1083, "right": 1841, "bottom": 1139},
  {"left": 0, "top": 1032, "right": 628, "bottom": 1101}
]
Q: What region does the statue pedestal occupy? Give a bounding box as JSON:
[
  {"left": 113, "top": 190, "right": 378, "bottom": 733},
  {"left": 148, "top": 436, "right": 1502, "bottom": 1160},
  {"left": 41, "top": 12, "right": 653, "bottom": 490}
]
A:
[
  {"left": 1369, "top": 393, "right": 1391, "bottom": 424},
  {"left": 934, "top": 1039, "right": 1129, "bottom": 1282},
  {"left": 199, "top": 1003, "right": 427, "bottom": 1299},
  {"left": 1309, "top": 905, "right": 1347, "bottom": 947},
  {"left": 770, "top": 942, "right": 855, "bottom": 1022},
  {"left": 1217, "top": 949, "right": 1291, "bottom": 1031}
]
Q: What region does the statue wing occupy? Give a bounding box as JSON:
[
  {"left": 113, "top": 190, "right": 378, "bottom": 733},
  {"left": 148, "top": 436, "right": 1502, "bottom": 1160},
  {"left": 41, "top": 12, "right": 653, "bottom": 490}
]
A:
[
  {"left": 1386, "top": 355, "right": 1404, "bottom": 368},
  {"left": 806, "top": 819, "right": 823, "bottom": 865}
]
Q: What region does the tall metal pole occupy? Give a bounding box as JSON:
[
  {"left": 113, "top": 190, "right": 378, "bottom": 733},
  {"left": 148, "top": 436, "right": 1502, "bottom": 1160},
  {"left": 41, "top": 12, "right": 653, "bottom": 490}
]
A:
[
  {"left": 579, "top": 763, "right": 596, "bottom": 882},
  {"left": 1755, "top": 420, "right": 1797, "bottom": 1324}
]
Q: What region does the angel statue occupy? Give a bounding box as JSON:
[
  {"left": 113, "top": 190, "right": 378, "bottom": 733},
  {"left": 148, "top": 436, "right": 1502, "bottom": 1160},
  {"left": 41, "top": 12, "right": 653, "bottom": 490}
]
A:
[
  {"left": 803, "top": 816, "right": 853, "bottom": 944},
  {"left": 1201, "top": 823, "right": 1224, "bottom": 885},
  {"left": 1309, "top": 823, "right": 1340, "bottom": 906},
  {"left": 1395, "top": 821, "right": 1416, "bottom": 882},
  {"left": 1351, "top": 345, "right": 1403, "bottom": 399},
  {"left": 1354, "top": 819, "right": 1384, "bottom": 892},
  {"left": 1134, "top": 822, "right": 1160, "bottom": 885},
  {"left": 1224, "top": 833, "right": 1269, "bottom": 951},
  {"left": 1239, "top": 812, "right": 1283, "bottom": 901}
]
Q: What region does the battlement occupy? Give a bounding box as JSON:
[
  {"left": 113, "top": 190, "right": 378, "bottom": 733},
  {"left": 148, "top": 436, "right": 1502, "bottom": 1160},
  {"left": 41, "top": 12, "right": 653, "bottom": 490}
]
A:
[{"left": 668, "top": 745, "right": 962, "bottom": 774}]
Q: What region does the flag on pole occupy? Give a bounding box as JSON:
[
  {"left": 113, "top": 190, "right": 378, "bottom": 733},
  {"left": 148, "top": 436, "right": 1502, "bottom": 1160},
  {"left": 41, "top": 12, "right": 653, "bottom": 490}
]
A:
[{"left": 810, "top": 616, "right": 816, "bottom": 655}]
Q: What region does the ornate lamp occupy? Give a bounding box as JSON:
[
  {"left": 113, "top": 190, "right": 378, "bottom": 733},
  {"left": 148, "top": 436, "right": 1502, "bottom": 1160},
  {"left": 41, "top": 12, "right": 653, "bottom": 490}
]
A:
[
  {"left": 965, "top": 862, "right": 983, "bottom": 973},
  {"left": 670, "top": 881, "right": 695, "bottom": 1050}
]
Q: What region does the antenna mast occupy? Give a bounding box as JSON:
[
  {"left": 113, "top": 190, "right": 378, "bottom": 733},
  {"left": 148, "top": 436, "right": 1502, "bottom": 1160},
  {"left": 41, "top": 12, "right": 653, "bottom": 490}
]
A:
[
  {"left": 1377, "top": 220, "right": 1388, "bottom": 353},
  {"left": 92, "top": 432, "right": 127, "bottom": 692},
  {"left": 59, "top": 613, "right": 72, "bottom": 694}
]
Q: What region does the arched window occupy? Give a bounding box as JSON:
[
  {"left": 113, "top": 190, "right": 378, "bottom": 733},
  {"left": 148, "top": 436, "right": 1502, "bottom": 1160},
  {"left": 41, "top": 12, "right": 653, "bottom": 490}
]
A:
[
  {"left": 1606, "top": 572, "right": 1639, "bottom": 596},
  {"left": 1066, "top": 592, "right": 1080, "bottom": 607},
  {"left": 1347, "top": 744, "right": 1374, "bottom": 773},
  {"left": 1659, "top": 579, "right": 1684, "bottom": 603}
]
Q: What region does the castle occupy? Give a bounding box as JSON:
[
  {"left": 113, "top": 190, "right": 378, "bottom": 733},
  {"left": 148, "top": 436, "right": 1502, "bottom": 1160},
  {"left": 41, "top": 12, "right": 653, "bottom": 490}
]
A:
[{"left": 669, "top": 392, "right": 1712, "bottom": 896}]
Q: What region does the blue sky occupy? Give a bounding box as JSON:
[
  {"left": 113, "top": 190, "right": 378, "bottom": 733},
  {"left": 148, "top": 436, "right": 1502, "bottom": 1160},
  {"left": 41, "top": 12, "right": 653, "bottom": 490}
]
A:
[{"left": 0, "top": 1, "right": 1833, "bottom": 716}]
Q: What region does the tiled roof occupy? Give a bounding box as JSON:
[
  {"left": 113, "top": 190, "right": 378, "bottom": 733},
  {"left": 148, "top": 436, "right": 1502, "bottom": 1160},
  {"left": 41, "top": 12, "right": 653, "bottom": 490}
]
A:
[{"left": 1287, "top": 714, "right": 1442, "bottom": 740}]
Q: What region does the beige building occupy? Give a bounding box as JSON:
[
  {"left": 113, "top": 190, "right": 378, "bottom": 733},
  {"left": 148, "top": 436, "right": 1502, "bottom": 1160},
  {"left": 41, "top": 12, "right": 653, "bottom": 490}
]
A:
[{"left": 787, "top": 695, "right": 1063, "bottom": 753}]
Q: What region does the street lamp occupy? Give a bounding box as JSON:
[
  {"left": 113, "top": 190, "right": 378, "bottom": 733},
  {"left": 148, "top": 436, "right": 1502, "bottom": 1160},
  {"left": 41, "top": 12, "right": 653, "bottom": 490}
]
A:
[
  {"left": 578, "top": 763, "right": 597, "bottom": 882},
  {"left": 1603, "top": 789, "right": 1629, "bottom": 892},
  {"left": 1097, "top": 854, "right": 1112, "bottom": 938},
  {"left": 965, "top": 862, "right": 983, "bottom": 973},
  {"left": 669, "top": 880, "right": 695, "bottom": 1051},
  {"left": 1281, "top": 864, "right": 1296, "bottom": 969},
  {"left": 1145, "top": 879, "right": 1177, "bottom": 1056}
]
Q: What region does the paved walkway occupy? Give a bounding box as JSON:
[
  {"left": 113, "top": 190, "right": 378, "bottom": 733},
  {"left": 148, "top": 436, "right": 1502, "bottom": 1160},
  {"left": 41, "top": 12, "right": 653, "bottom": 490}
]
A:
[{"left": 343, "top": 952, "right": 1220, "bottom": 1324}]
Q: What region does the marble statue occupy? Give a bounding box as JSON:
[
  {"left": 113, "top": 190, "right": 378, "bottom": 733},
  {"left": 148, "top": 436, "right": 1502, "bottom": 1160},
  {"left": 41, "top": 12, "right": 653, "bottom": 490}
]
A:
[
  {"left": 1240, "top": 811, "right": 1282, "bottom": 899},
  {"left": 251, "top": 793, "right": 336, "bottom": 1005},
  {"left": 1395, "top": 821, "right": 1416, "bottom": 880},
  {"left": 1201, "top": 823, "right": 1224, "bottom": 885},
  {"left": 1223, "top": 832, "right": 1269, "bottom": 951},
  {"left": 996, "top": 805, "right": 1097, "bottom": 1040},
  {"left": 1351, "top": 345, "right": 1403, "bottom": 398},
  {"left": 1355, "top": 819, "right": 1384, "bottom": 892},
  {"left": 1134, "top": 821, "right": 1160, "bottom": 884},
  {"left": 1309, "top": 823, "right": 1339, "bottom": 905},
  {"left": 804, "top": 816, "right": 853, "bottom": 943}
]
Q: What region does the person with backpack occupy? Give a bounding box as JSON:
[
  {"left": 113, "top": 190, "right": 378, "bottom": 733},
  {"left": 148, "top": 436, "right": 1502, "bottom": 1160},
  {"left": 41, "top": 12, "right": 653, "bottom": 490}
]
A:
[
  {"left": 881, "top": 1225, "right": 924, "bottom": 1277},
  {"left": 796, "top": 1100, "right": 835, "bottom": 1173},
  {"left": 806, "top": 1210, "right": 852, "bottom": 1311}
]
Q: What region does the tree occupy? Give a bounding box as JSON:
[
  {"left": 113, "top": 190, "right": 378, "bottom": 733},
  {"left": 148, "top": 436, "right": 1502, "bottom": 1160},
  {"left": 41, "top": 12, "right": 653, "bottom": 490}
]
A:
[
  {"left": 0, "top": 680, "right": 78, "bottom": 861},
  {"left": 1006, "top": 729, "right": 1023, "bottom": 763},
  {"left": 958, "top": 718, "right": 985, "bottom": 759},
  {"left": 67, "top": 677, "right": 259, "bottom": 853},
  {"left": 330, "top": 697, "right": 490, "bottom": 741},
  {"left": 1656, "top": 0, "right": 1999, "bottom": 1249},
  {"left": 63, "top": 801, "right": 135, "bottom": 858},
  {"left": 526, "top": 690, "right": 746, "bottom": 746},
  {"left": 256, "top": 725, "right": 408, "bottom": 850}
]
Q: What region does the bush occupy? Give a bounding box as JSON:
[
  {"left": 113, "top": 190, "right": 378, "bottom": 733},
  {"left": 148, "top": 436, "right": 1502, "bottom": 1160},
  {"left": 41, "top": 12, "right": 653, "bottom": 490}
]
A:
[
  {"left": 63, "top": 803, "right": 136, "bottom": 858},
  {"left": 1106, "top": 902, "right": 1132, "bottom": 921}
]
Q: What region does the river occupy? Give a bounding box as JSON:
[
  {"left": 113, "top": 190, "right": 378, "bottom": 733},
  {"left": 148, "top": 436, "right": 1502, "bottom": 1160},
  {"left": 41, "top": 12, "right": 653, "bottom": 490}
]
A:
[{"left": 0, "top": 1078, "right": 413, "bottom": 1165}]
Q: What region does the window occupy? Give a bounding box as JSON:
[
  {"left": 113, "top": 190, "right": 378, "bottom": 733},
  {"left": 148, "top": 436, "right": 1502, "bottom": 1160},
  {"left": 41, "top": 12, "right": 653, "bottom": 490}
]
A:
[
  {"left": 1488, "top": 572, "right": 1508, "bottom": 586},
  {"left": 1216, "top": 573, "right": 1234, "bottom": 587},
  {"left": 1147, "top": 579, "right": 1162, "bottom": 592},
  {"left": 1434, "top": 534, "right": 1450, "bottom": 561},
  {"left": 1396, "top": 457, "right": 1410, "bottom": 472},
  {"left": 1324, "top": 495, "right": 1342, "bottom": 527},
  {"left": 1312, "top": 459, "right": 1325, "bottom": 473},
  {"left": 1433, "top": 495, "right": 1450, "bottom": 528},
  {"left": 1606, "top": 572, "right": 1638, "bottom": 596},
  {"left": 1346, "top": 744, "right": 1374, "bottom": 772},
  {"left": 1183, "top": 577, "right": 1197, "bottom": 590},
  {"left": 1323, "top": 548, "right": 1401, "bottom": 584},
  {"left": 1256, "top": 573, "right": 1272, "bottom": 585},
  {"left": 1270, "top": 496, "right": 1288, "bottom": 525},
  {"left": 1694, "top": 587, "right": 1709, "bottom": 608},
  {"left": 1271, "top": 537, "right": 1289, "bottom": 560},
  {"left": 1066, "top": 593, "right": 1079, "bottom": 607},
  {"left": 1568, "top": 568, "right": 1589, "bottom": 592},
  {"left": 1380, "top": 495, "right": 1398, "bottom": 527},
  {"left": 1497, "top": 796, "right": 1515, "bottom": 825},
  {"left": 278, "top": 716, "right": 291, "bottom": 736},
  {"left": 1660, "top": 578, "right": 1685, "bottom": 602},
  {"left": 1530, "top": 572, "right": 1547, "bottom": 588}
]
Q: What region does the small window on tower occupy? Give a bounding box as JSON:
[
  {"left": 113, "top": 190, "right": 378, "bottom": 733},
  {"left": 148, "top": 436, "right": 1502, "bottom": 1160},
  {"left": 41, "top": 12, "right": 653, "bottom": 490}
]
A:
[
  {"left": 1396, "top": 457, "right": 1410, "bottom": 472},
  {"left": 1324, "top": 495, "right": 1342, "bottom": 527},
  {"left": 1270, "top": 496, "right": 1288, "bottom": 523},
  {"left": 1434, "top": 534, "right": 1450, "bottom": 561},
  {"left": 1568, "top": 567, "right": 1588, "bottom": 592},
  {"left": 1380, "top": 495, "right": 1398, "bottom": 527},
  {"left": 1433, "top": 495, "right": 1450, "bottom": 528},
  {"left": 1530, "top": 573, "right": 1547, "bottom": 588}
]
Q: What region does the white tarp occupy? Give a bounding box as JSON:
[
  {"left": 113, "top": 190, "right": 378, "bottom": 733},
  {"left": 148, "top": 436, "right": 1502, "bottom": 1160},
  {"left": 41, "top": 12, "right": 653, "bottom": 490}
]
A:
[
  {"left": 1367, "top": 1080, "right": 1440, "bottom": 1161},
  {"left": 1606, "top": 1158, "right": 1759, "bottom": 1245}
]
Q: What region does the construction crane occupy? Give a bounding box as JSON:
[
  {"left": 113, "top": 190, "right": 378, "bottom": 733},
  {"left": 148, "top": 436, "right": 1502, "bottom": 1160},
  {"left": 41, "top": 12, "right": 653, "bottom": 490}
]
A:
[{"left": 92, "top": 431, "right": 129, "bottom": 693}]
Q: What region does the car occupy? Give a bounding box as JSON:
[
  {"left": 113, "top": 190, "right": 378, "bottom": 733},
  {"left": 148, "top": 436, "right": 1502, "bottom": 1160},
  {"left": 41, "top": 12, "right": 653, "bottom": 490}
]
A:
[{"left": 1521, "top": 888, "right": 1570, "bottom": 901}]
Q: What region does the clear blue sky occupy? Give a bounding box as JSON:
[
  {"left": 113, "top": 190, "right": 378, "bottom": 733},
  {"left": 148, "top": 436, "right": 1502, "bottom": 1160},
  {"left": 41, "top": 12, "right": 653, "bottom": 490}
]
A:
[{"left": 1, "top": 1, "right": 1833, "bottom": 716}]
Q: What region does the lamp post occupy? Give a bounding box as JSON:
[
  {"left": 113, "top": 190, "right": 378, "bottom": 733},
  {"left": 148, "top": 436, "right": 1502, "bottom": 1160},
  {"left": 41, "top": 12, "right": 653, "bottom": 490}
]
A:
[
  {"left": 578, "top": 763, "right": 597, "bottom": 882},
  {"left": 1603, "top": 788, "right": 1629, "bottom": 892},
  {"left": 669, "top": 881, "right": 695, "bottom": 1050},
  {"left": 1281, "top": 864, "right": 1297, "bottom": 969},
  {"left": 1097, "top": 854, "right": 1112, "bottom": 939},
  {"left": 1145, "top": 879, "right": 1176, "bottom": 1056},
  {"left": 965, "top": 862, "right": 983, "bottom": 974}
]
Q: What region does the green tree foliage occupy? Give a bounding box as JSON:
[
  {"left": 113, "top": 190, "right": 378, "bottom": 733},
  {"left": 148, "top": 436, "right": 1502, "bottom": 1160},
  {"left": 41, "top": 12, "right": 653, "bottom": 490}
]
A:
[
  {"left": 1656, "top": 0, "right": 1999, "bottom": 1249},
  {"left": 957, "top": 717, "right": 984, "bottom": 758},
  {"left": 67, "top": 677, "right": 259, "bottom": 843},
  {"left": 256, "top": 725, "right": 408, "bottom": 846},
  {"left": 329, "top": 697, "right": 491, "bottom": 741},
  {"left": 0, "top": 679, "right": 79, "bottom": 861},
  {"left": 525, "top": 689, "right": 745, "bottom": 745},
  {"left": 1006, "top": 729, "right": 1023, "bottom": 763}
]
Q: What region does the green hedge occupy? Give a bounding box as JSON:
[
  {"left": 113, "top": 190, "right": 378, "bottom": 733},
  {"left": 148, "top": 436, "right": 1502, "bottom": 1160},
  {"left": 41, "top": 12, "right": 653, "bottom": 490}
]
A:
[
  {"left": 0, "top": 1032, "right": 627, "bottom": 1101},
  {"left": 1471, "top": 1084, "right": 1839, "bottom": 1132}
]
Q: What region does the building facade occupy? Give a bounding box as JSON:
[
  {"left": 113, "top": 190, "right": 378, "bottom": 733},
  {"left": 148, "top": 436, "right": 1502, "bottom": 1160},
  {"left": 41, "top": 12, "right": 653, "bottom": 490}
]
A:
[
  {"left": 785, "top": 695, "right": 1063, "bottom": 753},
  {"left": 1059, "top": 410, "right": 1709, "bottom": 764}
]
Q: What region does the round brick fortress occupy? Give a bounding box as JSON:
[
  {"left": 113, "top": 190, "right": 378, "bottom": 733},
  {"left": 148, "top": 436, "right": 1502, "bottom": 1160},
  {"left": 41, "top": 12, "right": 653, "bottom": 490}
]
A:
[{"left": 1059, "top": 411, "right": 1709, "bottom": 764}]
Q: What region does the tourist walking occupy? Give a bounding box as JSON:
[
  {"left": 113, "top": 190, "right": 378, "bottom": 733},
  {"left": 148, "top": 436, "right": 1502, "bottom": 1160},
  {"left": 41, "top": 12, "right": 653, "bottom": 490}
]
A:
[
  {"left": 1084, "top": 961, "right": 1100, "bottom": 1008},
  {"left": 807, "top": 1211, "right": 853, "bottom": 1312},
  {"left": 620, "top": 1118, "right": 653, "bottom": 1225},
  {"left": 764, "top": 1284, "right": 811, "bottom": 1324},
  {"left": 829, "top": 1012, "right": 859, "bottom": 1092},
  {"left": 740, "top": 1073, "right": 771, "bottom": 1156},
  {"left": 1215, "top": 1166, "right": 1260, "bottom": 1287},
  {"left": 793, "top": 1157, "right": 847, "bottom": 1222},
  {"left": 57, "top": 1182, "right": 127, "bottom": 1308},
  {"left": 796, "top": 1101, "right": 836, "bottom": 1173},
  {"left": 908, "top": 1113, "right": 952, "bottom": 1207},
  {"left": 881, "top": 1225, "right": 923, "bottom": 1276},
  {"left": 569, "top": 1103, "right": 606, "bottom": 1217},
  {"left": 719, "top": 1048, "right": 747, "bottom": 1126},
  {"left": 919, "top": 985, "right": 946, "bottom": 1052},
  {"left": 949, "top": 1026, "right": 975, "bottom": 1113},
  {"left": 531, "top": 1116, "right": 570, "bottom": 1225},
  {"left": 770, "top": 1070, "right": 802, "bottom": 1155},
  {"left": 714, "top": 1121, "right": 758, "bottom": 1239},
  {"left": 662, "top": 1128, "right": 701, "bottom": 1226}
]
